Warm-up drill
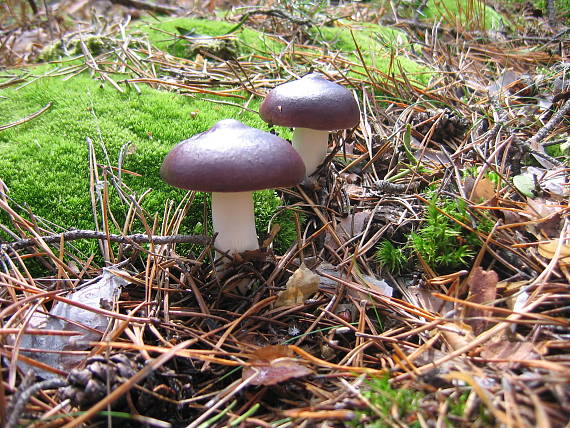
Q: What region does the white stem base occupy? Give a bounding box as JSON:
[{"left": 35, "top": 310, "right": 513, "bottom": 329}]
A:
[
  {"left": 211, "top": 191, "right": 259, "bottom": 256},
  {"left": 292, "top": 128, "right": 329, "bottom": 176}
]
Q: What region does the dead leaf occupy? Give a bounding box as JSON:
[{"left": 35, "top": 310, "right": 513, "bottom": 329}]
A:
[
  {"left": 15, "top": 269, "right": 128, "bottom": 377},
  {"left": 469, "top": 177, "right": 496, "bottom": 203},
  {"left": 499, "top": 208, "right": 524, "bottom": 226},
  {"left": 342, "top": 172, "right": 360, "bottom": 184},
  {"left": 261, "top": 223, "right": 281, "bottom": 248},
  {"left": 243, "top": 345, "right": 312, "bottom": 386},
  {"left": 413, "top": 148, "right": 452, "bottom": 166},
  {"left": 335, "top": 303, "right": 356, "bottom": 323},
  {"left": 525, "top": 197, "right": 563, "bottom": 238},
  {"left": 537, "top": 239, "right": 570, "bottom": 265},
  {"left": 465, "top": 267, "right": 498, "bottom": 335},
  {"left": 275, "top": 265, "right": 320, "bottom": 307},
  {"left": 235, "top": 247, "right": 272, "bottom": 263},
  {"left": 480, "top": 341, "right": 542, "bottom": 369},
  {"left": 408, "top": 286, "right": 453, "bottom": 315},
  {"left": 487, "top": 70, "right": 522, "bottom": 96},
  {"left": 325, "top": 210, "right": 372, "bottom": 250}
]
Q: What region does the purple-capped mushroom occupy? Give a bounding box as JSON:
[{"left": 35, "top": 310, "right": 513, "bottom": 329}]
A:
[
  {"left": 259, "top": 73, "right": 360, "bottom": 175},
  {"left": 160, "top": 119, "right": 305, "bottom": 257}
]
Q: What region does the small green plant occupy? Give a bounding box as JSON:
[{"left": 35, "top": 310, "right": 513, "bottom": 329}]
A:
[
  {"left": 375, "top": 191, "right": 490, "bottom": 274},
  {"left": 375, "top": 240, "right": 407, "bottom": 275},
  {"left": 352, "top": 375, "right": 424, "bottom": 427},
  {"left": 410, "top": 194, "right": 479, "bottom": 271},
  {"left": 448, "top": 391, "right": 470, "bottom": 417}
]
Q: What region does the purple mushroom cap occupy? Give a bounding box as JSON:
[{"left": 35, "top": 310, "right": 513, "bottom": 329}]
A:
[
  {"left": 160, "top": 119, "right": 306, "bottom": 193},
  {"left": 259, "top": 73, "right": 360, "bottom": 131}
]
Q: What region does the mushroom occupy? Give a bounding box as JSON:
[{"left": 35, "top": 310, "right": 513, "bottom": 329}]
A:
[
  {"left": 160, "top": 119, "right": 305, "bottom": 258},
  {"left": 259, "top": 73, "right": 360, "bottom": 175}
]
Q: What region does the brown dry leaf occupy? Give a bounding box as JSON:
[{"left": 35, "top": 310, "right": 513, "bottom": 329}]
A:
[
  {"left": 464, "top": 176, "right": 496, "bottom": 203},
  {"left": 275, "top": 264, "right": 320, "bottom": 307},
  {"left": 465, "top": 267, "right": 498, "bottom": 335},
  {"left": 500, "top": 208, "right": 525, "bottom": 226},
  {"left": 325, "top": 210, "right": 372, "bottom": 250},
  {"left": 537, "top": 239, "right": 570, "bottom": 265},
  {"left": 480, "top": 341, "right": 542, "bottom": 369},
  {"left": 408, "top": 286, "right": 453, "bottom": 315},
  {"left": 242, "top": 345, "right": 312, "bottom": 386},
  {"left": 525, "top": 197, "right": 563, "bottom": 238},
  {"left": 470, "top": 177, "right": 496, "bottom": 202},
  {"left": 235, "top": 247, "right": 271, "bottom": 263}
]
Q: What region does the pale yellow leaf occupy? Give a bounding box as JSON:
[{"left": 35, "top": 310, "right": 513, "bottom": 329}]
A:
[
  {"left": 275, "top": 264, "right": 320, "bottom": 307},
  {"left": 537, "top": 239, "right": 570, "bottom": 264}
]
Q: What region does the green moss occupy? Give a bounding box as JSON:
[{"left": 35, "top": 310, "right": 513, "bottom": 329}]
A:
[
  {"left": 534, "top": 0, "right": 570, "bottom": 19},
  {"left": 375, "top": 240, "right": 407, "bottom": 275},
  {"left": 136, "top": 17, "right": 432, "bottom": 86},
  {"left": 133, "top": 17, "right": 285, "bottom": 59},
  {"left": 504, "top": 0, "right": 570, "bottom": 21},
  {"left": 351, "top": 375, "right": 423, "bottom": 427},
  {"left": 410, "top": 194, "right": 481, "bottom": 271},
  {"left": 0, "top": 71, "right": 297, "bottom": 257},
  {"left": 311, "top": 22, "right": 433, "bottom": 87},
  {"left": 422, "top": 0, "right": 508, "bottom": 31}
]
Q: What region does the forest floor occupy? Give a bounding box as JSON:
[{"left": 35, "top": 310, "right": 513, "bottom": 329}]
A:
[{"left": 1, "top": 0, "right": 570, "bottom": 427}]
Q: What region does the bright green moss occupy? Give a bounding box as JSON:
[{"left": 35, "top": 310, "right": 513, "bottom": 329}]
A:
[
  {"left": 136, "top": 17, "right": 432, "bottom": 86},
  {"left": 0, "top": 71, "right": 296, "bottom": 256},
  {"left": 351, "top": 375, "right": 423, "bottom": 427},
  {"left": 311, "top": 23, "right": 433, "bottom": 87},
  {"left": 533, "top": 0, "right": 570, "bottom": 20},
  {"left": 422, "top": 0, "right": 508, "bottom": 31},
  {"left": 133, "top": 17, "right": 285, "bottom": 59}
]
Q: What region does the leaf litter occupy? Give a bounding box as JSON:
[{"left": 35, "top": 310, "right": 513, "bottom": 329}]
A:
[{"left": 1, "top": 0, "right": 570, "bottom": 427}]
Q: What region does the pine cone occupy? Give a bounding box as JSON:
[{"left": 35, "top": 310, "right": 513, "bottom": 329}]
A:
[
  {"left": 59, "top": 353, "right": 138, "bottom": 409},
  {"left": 59, "top": 353, "right": 195, "bottom": 421},
  {"left": 411, "top": 108, "right": 469, "bottom": 143}
]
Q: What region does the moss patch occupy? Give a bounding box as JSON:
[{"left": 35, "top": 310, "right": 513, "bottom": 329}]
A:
[
  {"left": 311, "top": 22, "right": 433, "bottom": 87},
  {"left": 0, "top": 71, "right": 296, "bottom": 254},
  {"left": 135, "top": 17, "right": 432, "bottom": 86},
  {"left": 422, "top": 0, "right": 508, "bottom": 31},
  {"left": 133, "top": 16, "right": 285, "bottom": 59}
]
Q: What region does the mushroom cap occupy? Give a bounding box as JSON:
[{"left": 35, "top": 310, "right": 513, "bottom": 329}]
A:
[
  {"left": 160, "top": 119, "right": 306, "bottom": 193},
  {"left": 259, "top": 73, "right": 360, "bottom": 131}
]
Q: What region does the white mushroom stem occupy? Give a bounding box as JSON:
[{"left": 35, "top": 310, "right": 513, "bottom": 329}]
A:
[
  {"left": 211, "top": 191, "right": 259, "bottom": 256},
  {"left": 292, "top": 127, "right": 330, "bottom": 176}
]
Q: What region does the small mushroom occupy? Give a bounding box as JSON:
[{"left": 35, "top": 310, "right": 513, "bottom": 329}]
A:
[
  {"left": 160, "top": 119, "right": 305, "bottom": 258},
  {"left": 259, "top": 73, "right": 360, "bottom": 175}
]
